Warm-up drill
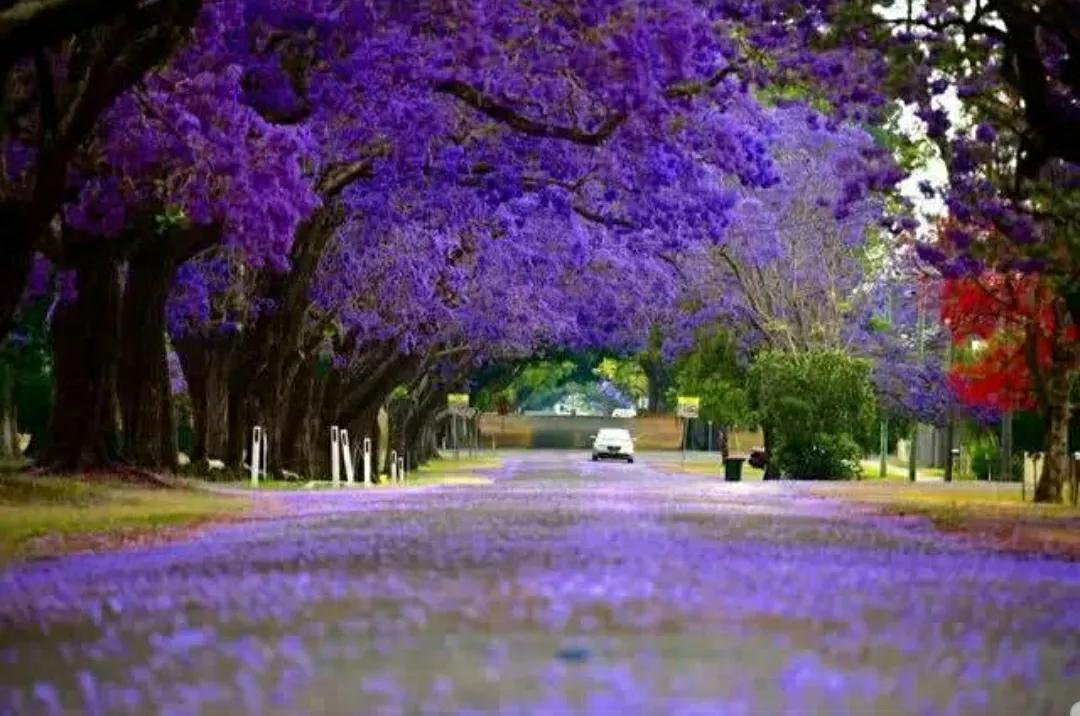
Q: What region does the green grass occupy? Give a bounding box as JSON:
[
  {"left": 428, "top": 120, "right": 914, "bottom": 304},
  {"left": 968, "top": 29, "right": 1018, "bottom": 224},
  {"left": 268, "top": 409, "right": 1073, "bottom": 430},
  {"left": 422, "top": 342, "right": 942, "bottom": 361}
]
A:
[
  {"left": 646, "top": 454, "right": 766, "bottom": 480},
  {"left": 0, "top": 456, "right": 28, "bottom": 475},
  {"left": 859, "top": 460, "right": 913, "bottom": 480},
  {"left": 377, "top": 452, "right": 501, "bottom": 487},
  {"left": 415, "top": 454, "right": 500, "bottom": 470},
  {"left": 0, "top": 474, "right": 249, "bottom": 563},
  {"left": 215, "top": 452, "right": 504, "bottom": 491},
  {"left": 859, "top": 460, "right": 955, "bottom": 481}
]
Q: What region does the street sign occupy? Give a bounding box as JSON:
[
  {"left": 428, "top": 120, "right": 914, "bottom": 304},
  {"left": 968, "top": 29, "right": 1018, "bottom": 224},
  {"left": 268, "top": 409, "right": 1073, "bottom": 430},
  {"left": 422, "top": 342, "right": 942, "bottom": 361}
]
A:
[
  {"left": 676, "top": 396, "right": 700, "bottom": 419},
  {"left": 447, "top": 393, "right": 470, "bottom": 416}
]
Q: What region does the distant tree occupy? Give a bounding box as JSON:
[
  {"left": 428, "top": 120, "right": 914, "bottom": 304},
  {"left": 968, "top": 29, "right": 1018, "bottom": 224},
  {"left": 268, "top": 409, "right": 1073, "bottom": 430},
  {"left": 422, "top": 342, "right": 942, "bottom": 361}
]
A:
[{"left": 942, "top": 272, "right": 1079, "bottom": 501}]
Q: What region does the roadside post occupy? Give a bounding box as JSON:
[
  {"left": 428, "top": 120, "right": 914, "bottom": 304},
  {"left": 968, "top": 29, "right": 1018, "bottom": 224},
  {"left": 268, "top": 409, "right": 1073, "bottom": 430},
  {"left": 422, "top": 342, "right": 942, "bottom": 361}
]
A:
[
  {"left": 363, "top": 437, "right": 372, "bottom": 486},
  {"left": 341, "top": 430, "right": 355, "bottom": 484},
  {"left": 250, "top": 426, "right": 262, "bottom": 487},
  {"left": 398, "top": 454, "right": 406, "bottom": 484},
  {"left": 330, "top": 426, "right": 341, "bottom": 487},
  {"left": 390, "top": 449, "right": 398, "bottom": 482}
]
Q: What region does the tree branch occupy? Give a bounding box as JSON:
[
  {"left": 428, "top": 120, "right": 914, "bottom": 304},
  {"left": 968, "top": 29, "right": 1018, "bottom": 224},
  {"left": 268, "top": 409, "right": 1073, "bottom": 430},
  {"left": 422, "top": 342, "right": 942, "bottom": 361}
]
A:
[
  {"left": 662, "top": 63, "right": 742, "bottom": 99},
  {"left": 435, "top": 79, "right": 626, "bottom": 146}
]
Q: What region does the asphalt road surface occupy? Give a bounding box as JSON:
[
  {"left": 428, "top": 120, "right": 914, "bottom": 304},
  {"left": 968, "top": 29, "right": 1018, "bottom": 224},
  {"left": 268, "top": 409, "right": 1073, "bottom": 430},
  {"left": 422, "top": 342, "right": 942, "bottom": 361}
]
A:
[{"left": 1, "top": 452, "right": 1077, "bottom": 715}]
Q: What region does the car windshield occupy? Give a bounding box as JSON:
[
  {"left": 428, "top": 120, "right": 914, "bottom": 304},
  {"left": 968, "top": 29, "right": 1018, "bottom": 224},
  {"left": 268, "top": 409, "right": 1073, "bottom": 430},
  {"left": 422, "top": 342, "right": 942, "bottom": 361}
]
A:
[{"left": 597, "top": 429, "right": 631, "bottom": 441}]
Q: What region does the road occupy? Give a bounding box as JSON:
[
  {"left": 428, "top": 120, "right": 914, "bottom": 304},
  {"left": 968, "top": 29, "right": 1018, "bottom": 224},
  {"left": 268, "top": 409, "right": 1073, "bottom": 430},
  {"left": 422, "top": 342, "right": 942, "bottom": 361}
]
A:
[{"left": 1, "top": 452, "right": 1078, "bottom": 715}]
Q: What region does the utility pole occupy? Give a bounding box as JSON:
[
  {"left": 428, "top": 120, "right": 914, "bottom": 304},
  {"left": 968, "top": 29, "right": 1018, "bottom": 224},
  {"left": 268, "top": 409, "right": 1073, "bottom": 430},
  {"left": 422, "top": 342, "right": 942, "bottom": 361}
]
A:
[
  {"left": 908, "top": 293, "right": 925, "bottom": 483},
  {"left": 1000, "top": 411, "right": 1013, "bottom": 482},
  {"left": 943, "top": 339, "right": 955, "bottom": 483},
  {"left": 880, "top": 286, "right": 892, "bottom": 479},
  {"left": 879, "top": 420, "right": 888, "bottom": 478}
]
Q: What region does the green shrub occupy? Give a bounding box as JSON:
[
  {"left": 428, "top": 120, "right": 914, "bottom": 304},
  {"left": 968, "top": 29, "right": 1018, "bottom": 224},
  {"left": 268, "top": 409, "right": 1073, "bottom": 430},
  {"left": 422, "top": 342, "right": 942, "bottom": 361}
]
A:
[
  {"left": 775, "top": 433, "right": 863, "bottom": 480},
  {"left": 749, "top": 349, "right": 875, "bottom": 480}
]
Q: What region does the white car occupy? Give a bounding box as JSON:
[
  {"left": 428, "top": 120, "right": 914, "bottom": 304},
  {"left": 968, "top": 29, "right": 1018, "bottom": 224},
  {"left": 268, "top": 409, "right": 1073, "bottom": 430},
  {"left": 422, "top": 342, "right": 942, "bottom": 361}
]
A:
[
  {"left": 591, "top": 428, "right": 635, "bottom": 463},
  {"left": 611, "top": 408, "right": 637, "bottom": 418}
]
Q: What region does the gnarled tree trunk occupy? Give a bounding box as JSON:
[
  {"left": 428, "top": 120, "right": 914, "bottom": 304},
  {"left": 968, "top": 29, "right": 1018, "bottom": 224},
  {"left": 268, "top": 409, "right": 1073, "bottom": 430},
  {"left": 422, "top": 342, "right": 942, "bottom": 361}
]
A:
[
  {"left": 0, "top": 360, "right": 18, "bottom": 460},
  {"left": 119, "top": 242, "right": 178, "bottom": 469},
  {"left": 174, "top": 334, "right": 233, "bottom": 463},
  {"left": 45, "top": 249, "right": 123, "bottom": 469}
]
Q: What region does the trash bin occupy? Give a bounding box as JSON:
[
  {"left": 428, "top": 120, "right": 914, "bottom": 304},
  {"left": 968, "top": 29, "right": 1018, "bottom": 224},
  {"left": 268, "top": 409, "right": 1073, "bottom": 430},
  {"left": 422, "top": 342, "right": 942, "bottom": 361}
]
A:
[{"left": 724, "top": 457, "right": 745, "bottom": 482}]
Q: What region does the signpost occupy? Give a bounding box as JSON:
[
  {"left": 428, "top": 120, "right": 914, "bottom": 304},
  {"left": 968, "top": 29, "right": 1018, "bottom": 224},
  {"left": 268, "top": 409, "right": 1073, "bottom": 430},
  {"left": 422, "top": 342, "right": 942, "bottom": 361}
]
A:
[
  {"left": 676, "top": 396, "right": 700, "bottom": 464},
  {"left": 448, "top": 394, "right": 470, "bottom": 460},
  {"left": 676, "top": 396, "right": 700, "bottom": 419}
]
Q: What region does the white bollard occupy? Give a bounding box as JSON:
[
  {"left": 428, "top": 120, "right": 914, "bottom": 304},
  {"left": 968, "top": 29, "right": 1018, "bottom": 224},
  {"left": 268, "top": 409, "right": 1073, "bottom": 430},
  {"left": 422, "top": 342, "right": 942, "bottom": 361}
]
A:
[
  {"left": 398, "top": 455, "right": 406, "bottom": 484},
  {"left": 341, "top": 429, "right": 355, "bottom": 484},
  {"left": 261, "top": 432, "right": 269, "bottom": 479},
  {"left": 363, "top": 437, "right": 372, "bottom": 486},
  {"left": 390, "top": 450, "right": 398, "bottom": 483},
  {"left": 330, "top": 426, "right": 341, "bottom": 487},
  {"left": 250, "top": 426, "right": 262, "bottom": 486}
]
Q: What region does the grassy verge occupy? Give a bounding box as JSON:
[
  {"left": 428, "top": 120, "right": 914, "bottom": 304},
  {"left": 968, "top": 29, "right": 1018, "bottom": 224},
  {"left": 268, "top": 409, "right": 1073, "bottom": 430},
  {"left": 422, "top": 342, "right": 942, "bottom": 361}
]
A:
[
  {"left": 0, "top": 474, "right": 249, "bottom": 564},
  {"left": 646, "top": 453, "right": 766, "bottom": 480},
  {"left": 0, "top": 457, "right": 28, "bottom": 475},
  {"left": 810, "top": 480, "right": 1080, "bottom": 557},
  {"left": 215, "top": 452, "right": 504, "bottom": 491}
]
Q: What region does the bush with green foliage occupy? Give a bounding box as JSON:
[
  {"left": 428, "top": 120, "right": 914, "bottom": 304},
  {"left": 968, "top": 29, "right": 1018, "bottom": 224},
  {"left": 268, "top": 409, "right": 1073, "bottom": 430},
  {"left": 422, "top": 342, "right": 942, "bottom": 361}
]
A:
[
  {"left": 775, "top": 433, "right": 863, "bottom": 481},
  {"left": 749, "top": 349, "right": 875, "bottom": 480}
]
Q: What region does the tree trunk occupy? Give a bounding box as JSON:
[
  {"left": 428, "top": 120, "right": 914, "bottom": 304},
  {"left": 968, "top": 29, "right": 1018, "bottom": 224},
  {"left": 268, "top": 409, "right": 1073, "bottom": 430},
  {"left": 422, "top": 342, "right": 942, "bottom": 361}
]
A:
[
  {"left": 1035, "top": 371, "right": 1071, "bottom": 503},
  {"left": 279, "top": 359, "right": 322, "bottom": 477},
  {"left": 762, "top": 421, "right": 780, "bottom": 480},
  {"left": 0, "top": 204, "right": 36, "bottom": 342},
  {"left": 0, "top": 360, "right": 18, "bottom": 460},
  {"left": 174, "top": 335, "right": 232, "bottom": 463},
  {"left": 226, "top": 385, "right": 251, "bottom": 471},
  {"left": 45, "top": 250, "right": 123, "bottom": 469},
  {"left": 118, "top": 242, "right": 179, "bottom": 470}
]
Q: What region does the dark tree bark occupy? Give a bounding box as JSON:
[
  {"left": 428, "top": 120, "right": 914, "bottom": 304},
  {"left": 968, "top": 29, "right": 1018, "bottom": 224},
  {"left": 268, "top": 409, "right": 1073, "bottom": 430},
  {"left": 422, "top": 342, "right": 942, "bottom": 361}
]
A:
[
  {"left": 278, "top": 357, "right": 325, "bottom": 477},
  {"left": 0, "top": 205, "right": 36, "bottom": 342},
  {"left": 226, "top": 377, "right": 250, "bottom": 470},
  {"left": 118, "top": 243, "right": 175, "bottom": 468},
  {"left": 0, "top": 359, "right": 18, "bottom": 460},
  {"left": 117, "top": 224, "right": 217, "bottom": 470},
  {"left": 1035, "top": 370, "right": 1072, "bottom": 503},
  {"left": 44, "top": 247, "right": 122, "bottom": 469},
  {"left": 173, "top": 333, "right": 233, "bottom": 463},
  {"left": 761, "top": 422, "right": 780, "bottom": 480},
  {"left": 402, "top": 385, "right": 449, "bottom": 470}
]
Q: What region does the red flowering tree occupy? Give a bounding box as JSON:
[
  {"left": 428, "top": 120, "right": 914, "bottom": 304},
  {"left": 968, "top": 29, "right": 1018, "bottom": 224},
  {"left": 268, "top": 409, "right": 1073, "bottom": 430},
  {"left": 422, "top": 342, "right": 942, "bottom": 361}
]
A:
[{"left": 942, "top": 272, "right": 1079, "bottom": 502}]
